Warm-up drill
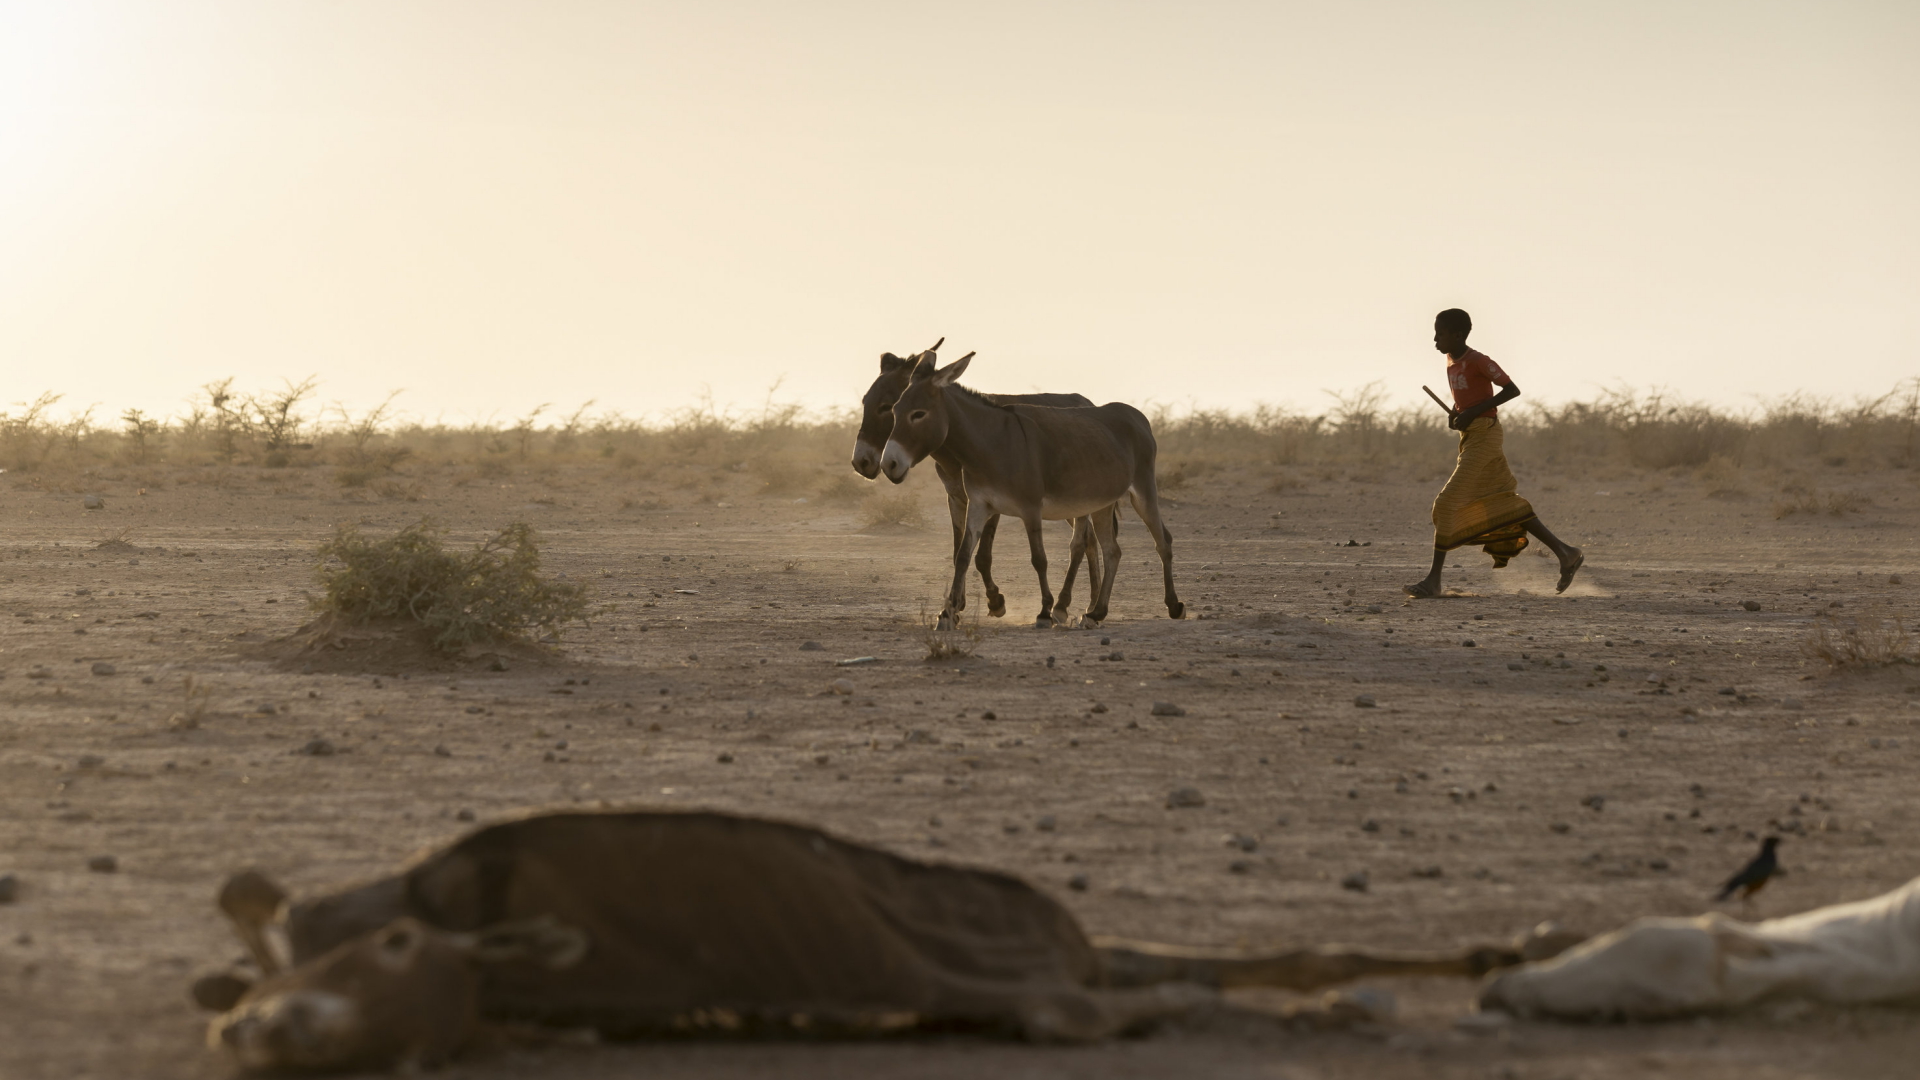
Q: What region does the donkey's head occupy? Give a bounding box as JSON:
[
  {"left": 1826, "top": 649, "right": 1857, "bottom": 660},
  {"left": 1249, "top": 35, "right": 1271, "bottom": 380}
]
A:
[
  {"left": 851, "top": 338, "right": 942, "bottom": 479},
  {"left": 203, "top": 916, "right": 586, "bottom": 1073},
  {"left": 879, "top": 351, "right": 973, "bottom": 484}
]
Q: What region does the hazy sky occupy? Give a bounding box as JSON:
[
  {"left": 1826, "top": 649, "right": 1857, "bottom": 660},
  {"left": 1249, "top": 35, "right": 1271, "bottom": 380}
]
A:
[{"left": 2, "top": 1, "right": 1915, "bottom": 428}]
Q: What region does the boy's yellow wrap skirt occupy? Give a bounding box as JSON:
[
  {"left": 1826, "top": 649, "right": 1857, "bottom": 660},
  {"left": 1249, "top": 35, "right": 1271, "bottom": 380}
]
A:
[{"left": 1432, "top": 417, "right": 1535, "bottom": 566}]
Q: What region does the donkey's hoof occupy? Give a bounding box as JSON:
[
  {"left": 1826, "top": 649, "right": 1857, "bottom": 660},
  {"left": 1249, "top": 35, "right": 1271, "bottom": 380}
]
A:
[
  {"left": 987, "top": 598, "right": 1007, "bottom": 618},
  {"left": 1034, "top": 614, "right": 1053, "bottom": 629},
  {"left": 936, "top": 615, "right": 955, "bottom": 631},
  {"left": 1081, "top": 616, "right": 1103, "bottom": 629},
  {"left": 1167, "top": 601, "right": 1186, "bottom": 620}
]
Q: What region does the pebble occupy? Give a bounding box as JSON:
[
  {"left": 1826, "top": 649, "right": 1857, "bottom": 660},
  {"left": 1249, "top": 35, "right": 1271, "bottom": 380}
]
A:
[
  {"left": 829, "top": 678, "right": 854, "bottom": 695},
  {"left": 1552, "top": 717, "right": 1583, "bottom": 725},
  {"left": 1228, "top": 860, "right": 1253, "bottom": 874},
  {"left": 89, "top": 662, "right": 116, "bottom": 677},
  {"left": 82, "top": 494, "right": 105, "bottom": 510},
  {"left": 87, "top": 855, "right": 117, "bottom": 873},
  {"left": 799, "top": 641, "right": 824, "bottom": 651},
  {"left": 1068, "top": 874, "right": 1089, "bottom": 891},
  {"left": 77, "top": 754, "right": 104, "bottom": 769},
  {"left": 836, "top": 656, "right": 879, "bottom": 667},
  {"left": 0, "top": 874, "right": 16, "bottom": 903},
  {"left": 717, "top": 752, "right": 735, "bottom": 764},
  {"left": 433, "top": 745, "right": 452, "bottom": 757},
  {"left": 1090, "top": 703, "right": 1108, "bottom": 714},
  {"left": 1461, "top": 639, "right": 1476, "bottom": 648},
  {"left": 1550, "top": 822, "right": 1571, "bottom": 834},
  {"left": 1340, "top": 870, "right": 1369, "bottom": 892},
  {"left": 299, "top": 738, "right": 335, "bottom": 757},
  {"left": 1353, "top": 694, "right": 1376, "bottom": 708},
  {"left": 904, "top": 730, "right": 938, "bottom": 744},
  {"left": 1361, "top": 819, "right": 1380, "bottom": 832},
  {"left": 1582, "top": 794, "right": 1606, "bottom": 811},
  {"left": 1150, "top": 701, "right": 1186, "bottom": 717},
  {"left": 1742, "top": 600, "right": 1762, "bottom": 611},
  {"left": 1649, "top": 858, "right": 1671, "bottom": 871},
  {"left": 1037, "top": 815, "right": 1057, "bottom": 832},
  {"left": 1166, "top": 786, "right": 1206, "bottom": 809},
  {"left": 1226, "top": 834, "right": 1258, "bottom": 852},
  {"left": 455, "top": 809, "right": 475, "bottom": 822}
]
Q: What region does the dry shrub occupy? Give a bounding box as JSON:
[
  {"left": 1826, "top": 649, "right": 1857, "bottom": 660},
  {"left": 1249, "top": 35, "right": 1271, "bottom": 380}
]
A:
[
  {"left": 815, "top": 473, "right": 871, "bottom": 504},
  {"left": 1804, "top": 615, "right": 1916, "bottom": 669},
  {"left": 1773, "top": 488, "right": 1871, "bottom": 519},
  {"left": 917, "top": 603, "right": 983, "bottom": 661},
  {"left": 314, "top": 520, "right": 588, "bottom": 650},
  {"left": 747, "top": 456, "right": 812, "bottom": 495},
  {"left": 372, "top": 479, "right": 424, "bottom": 502},
  {"left": 860, "top": 492, "right": 927, "bottom": 530},
  {"left": 168, "top": 674, "right": 215, "bottom": 731},
  {"left": 1693, "top": 456, "right": 1746, "bottom": 497}
]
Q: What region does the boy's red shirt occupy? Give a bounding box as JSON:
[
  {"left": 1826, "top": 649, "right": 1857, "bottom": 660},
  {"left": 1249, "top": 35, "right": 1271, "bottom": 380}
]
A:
[{"left": 1446, "top": 347, "right": 1511, "bottom": 417}]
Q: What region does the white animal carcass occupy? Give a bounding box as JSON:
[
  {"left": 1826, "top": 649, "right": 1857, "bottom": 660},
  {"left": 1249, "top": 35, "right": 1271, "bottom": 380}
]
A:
[{"left": 1480, "top": 876, "right": 1920, "bottom": 1019}]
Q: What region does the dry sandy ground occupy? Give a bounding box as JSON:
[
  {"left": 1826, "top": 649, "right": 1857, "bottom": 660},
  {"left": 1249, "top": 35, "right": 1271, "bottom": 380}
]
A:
[{"left": 1, "top": 456, "right": 1917, "bottom": 1079}]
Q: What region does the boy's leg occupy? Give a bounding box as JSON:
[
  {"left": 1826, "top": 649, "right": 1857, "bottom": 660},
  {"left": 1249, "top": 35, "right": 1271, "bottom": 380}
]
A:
[
  {"left": 1404, "top": 548, "right": 1448, "bottom": 598},
  {"left": 1525, "top": 519, "right": 1584, "bottom": 593}
]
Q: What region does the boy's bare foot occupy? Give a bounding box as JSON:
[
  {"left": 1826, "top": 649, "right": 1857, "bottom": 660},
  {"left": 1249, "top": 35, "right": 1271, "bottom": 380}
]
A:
[
  {"left": 1404, "top": 580, "right": 1441, "bottom": 598},
  {"left": 1555, "top": 547, "right": 1585, "bottom": 594}
]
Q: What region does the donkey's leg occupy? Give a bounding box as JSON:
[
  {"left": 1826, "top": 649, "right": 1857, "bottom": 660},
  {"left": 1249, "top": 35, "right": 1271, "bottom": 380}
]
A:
[
  {"left": 1083, "top": 507, "right": 1122, "bottom": 624},
  {"left": 1127, "top": 483, "right": 1184, "bottom": 619},
  {"left": 1094, "top": 924, "right": 1584, "bottom": 990},
  {"left": 942, "top": 504, "right": 989, "bottom": 629},
  {"left": 1053, "top": 518, "right": 1088, "bottom": 622},
  {"left": 1021, "top": 515, "right": 1056, "bottom": 629},
  {"left": 975, "top": 515, "right": 1006, "bottom": 617},
  {"left": 935, "top": 461, "right": 994, "bottom": 616}
]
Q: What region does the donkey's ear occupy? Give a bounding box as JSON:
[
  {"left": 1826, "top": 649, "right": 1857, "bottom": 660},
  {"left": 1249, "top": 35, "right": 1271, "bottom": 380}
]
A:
[
  {"left": 910, "top": 353, "right": 940, "bottom": 380},
  {"left": 932, "top": 351, "right": 974, "bottom": 386},
  {"left": 880, "top": 352, "right": 909, "bottom": 372}
]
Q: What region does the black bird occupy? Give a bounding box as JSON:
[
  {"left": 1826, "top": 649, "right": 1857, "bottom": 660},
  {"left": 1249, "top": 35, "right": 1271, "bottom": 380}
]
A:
[{"left": 1715, "top": 836, "right": 1781, "bottom": 903}]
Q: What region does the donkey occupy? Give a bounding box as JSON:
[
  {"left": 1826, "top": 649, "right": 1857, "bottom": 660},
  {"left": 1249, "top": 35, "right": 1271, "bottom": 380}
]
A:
[
  {"left": 851, "top": 340, "right": 1115, "bottom": 623},
  {"left": 193, "top": 808, "right": 1582, "bottom": 1072},
  {"left": 878, "top": 351, "right": 1183, "bottom": 628}
]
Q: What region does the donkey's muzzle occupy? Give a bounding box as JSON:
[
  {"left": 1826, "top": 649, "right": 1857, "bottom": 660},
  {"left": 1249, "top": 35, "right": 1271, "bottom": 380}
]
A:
[
  {"left": 878, "top": 441, "right": 913, "bottom": 484},
  {"left": 850, "top": 441, "right": 881, "bottom": 480}
]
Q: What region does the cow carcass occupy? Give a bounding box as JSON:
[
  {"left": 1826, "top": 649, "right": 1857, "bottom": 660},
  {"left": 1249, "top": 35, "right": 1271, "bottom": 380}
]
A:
[
  {"left": 199, "top": 808, "right": 1575, "bottom": 1072},
  {"left": 1480, "top": 876, "right": 1920, "bottom": 1019}
]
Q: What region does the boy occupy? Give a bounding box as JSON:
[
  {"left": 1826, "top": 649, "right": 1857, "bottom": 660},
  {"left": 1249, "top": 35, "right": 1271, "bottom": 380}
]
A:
[{"left": 1404, "top": 308, "right": 1583, "bottom": 597}]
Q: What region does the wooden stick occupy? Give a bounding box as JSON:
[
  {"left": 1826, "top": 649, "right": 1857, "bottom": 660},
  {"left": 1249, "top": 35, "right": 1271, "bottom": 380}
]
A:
[{"left": 1422, "top": 385, "right": 1457, "bottom": 416}]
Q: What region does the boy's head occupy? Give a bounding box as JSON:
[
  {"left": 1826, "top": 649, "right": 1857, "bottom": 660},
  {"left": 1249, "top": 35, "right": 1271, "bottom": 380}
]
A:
[{"left": 1434, "top": 309, "right": 1472, "bottom": 357}]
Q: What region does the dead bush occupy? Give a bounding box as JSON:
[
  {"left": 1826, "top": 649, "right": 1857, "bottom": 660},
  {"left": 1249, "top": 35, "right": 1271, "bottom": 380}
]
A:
[
  {"left": 748, "top": 457, "right": 812, "bottom": 495},
  {"left": 314, "top": 520, "right": 588, "bottom": 650},
  {"left": 1803, "top": 615, "right": 1916, "bottom": 669},
  {"left": 1773, "top": 488, "right": 1871, "bottom": 519},
  {"left": 815, "top": 473, "right": 871, "bottom": 504},
  {"left": 860, "top": 492, "right": 928, "bottom": 530},
  {"left": 917, "top": 602, "right": 983, "bottom": 661}
]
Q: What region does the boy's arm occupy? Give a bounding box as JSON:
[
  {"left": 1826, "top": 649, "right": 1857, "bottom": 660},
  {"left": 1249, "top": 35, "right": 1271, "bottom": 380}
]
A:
[{"left": 1452, "top": 381, "right": 1521, "bottom": 428}]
